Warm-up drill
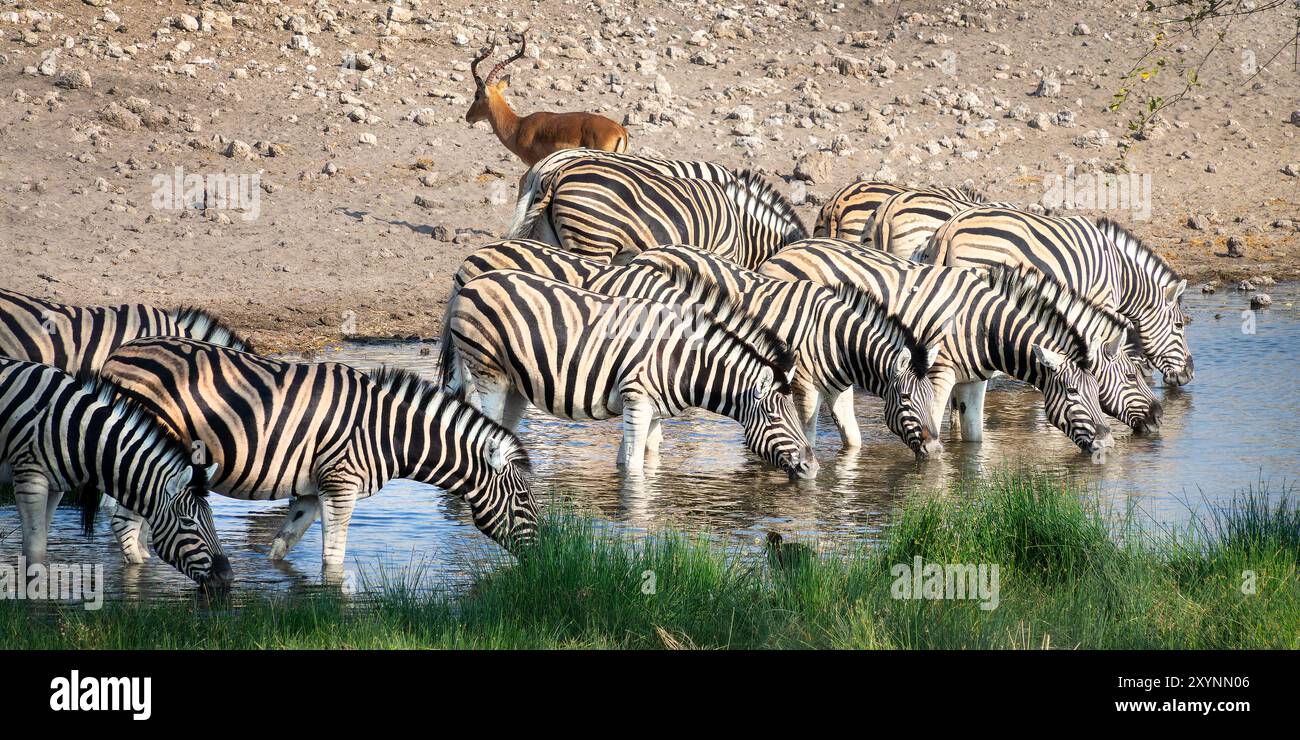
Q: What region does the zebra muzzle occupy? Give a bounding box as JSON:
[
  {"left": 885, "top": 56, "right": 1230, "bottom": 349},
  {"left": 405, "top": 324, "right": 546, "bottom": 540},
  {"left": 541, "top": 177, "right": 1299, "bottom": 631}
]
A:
[{"left": 202, "top": 554, "right": 234, "bottom": 590}]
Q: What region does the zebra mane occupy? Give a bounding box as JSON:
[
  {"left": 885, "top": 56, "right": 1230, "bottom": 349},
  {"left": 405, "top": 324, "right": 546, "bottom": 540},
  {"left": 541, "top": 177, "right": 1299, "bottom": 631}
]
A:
[
  {"left": 366, "top": 366, "right": 531, "bottom": 471},
  {"left": 829, "top": 283, "right": 933, "bottom": 378},
  {"left": 1094, "top": 218, "right": 1182, "bottom": 288},
  {"left": 655, "top": 264, "right": 797, "bottom": 393},
  {"left": 985, "top": 264, "right": 1134, "bottom": 372},
  {"left": 728, "top": 169, "right": 809, "bottom": 241},
  {"left": 70, "top": 369, "right": 197, "bottom": 483},
  {"left": 169, "top": 306, "right": 253, "bottom": 353}
]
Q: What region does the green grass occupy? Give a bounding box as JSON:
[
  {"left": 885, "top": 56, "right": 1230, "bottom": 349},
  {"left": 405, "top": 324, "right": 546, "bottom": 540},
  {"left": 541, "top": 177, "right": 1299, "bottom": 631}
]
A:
[{"left": 2, "top": 472, "right": 1296, "bottom": 649}]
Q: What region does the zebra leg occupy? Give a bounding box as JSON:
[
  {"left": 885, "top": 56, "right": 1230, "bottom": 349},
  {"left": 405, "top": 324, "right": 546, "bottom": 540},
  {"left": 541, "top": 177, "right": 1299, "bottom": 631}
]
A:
[
  {"left": 829, "top": 387, "right": 862, "bottom": 450},
  {"left": 111, "top": 507, "right": 152, "bottom": 564},
  {"left": 499, "top": 389, "right": 529, "bottom": 433},
  {"left": 618, "top": 393, "right": 653, "bottom": 473},
  {"left": 644, "top": 418, "right": 663, "bottom": 462},
  {"left": 13, "top": 473, "right": 51, "bottom": 564},
  {"left": 951, "top": 380, "right": 988, "bottom": 442},
  {"left": 269, "top": 495, "right": 322, "bottom": 560},
  {"left": 44, "top": 488, "right": 65, "bottom": 530},
  {"left": 318, "top": 486, "right": 359, "bottom": 575},
  {"left": 792, "top": 384, "right": 822, "bottom": 449}
]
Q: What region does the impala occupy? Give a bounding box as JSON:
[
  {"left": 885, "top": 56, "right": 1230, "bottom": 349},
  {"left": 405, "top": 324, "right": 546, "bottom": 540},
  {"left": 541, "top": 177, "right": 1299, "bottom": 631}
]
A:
[{"left": 466, "top": 34, "right": 629, "bottom": 166}]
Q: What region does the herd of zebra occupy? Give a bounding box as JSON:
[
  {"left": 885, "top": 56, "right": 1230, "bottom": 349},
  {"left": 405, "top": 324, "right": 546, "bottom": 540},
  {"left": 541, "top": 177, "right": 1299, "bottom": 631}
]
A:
[{"left": 0, "top": 147, "right": 1193, "bottom": 590}]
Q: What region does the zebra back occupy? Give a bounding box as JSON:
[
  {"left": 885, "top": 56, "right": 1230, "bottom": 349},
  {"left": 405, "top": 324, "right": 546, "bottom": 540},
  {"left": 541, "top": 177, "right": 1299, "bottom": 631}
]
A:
[{"left": 813, "top": 180, "right": 907, "bottom": 242}]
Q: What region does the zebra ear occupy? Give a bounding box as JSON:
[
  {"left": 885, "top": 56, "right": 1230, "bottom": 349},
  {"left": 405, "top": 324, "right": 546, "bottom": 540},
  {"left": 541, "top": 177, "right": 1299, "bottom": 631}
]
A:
[
  {"left": 754, "top": 365, "right": 774, "bottom": 399},
  {"left": 166, "top": 466, "right": 194, "bottom": 497},
  {"left": 1102, "top": 332, "right": 1123, "bottom": 359},
  {"left": 924, "top": 316, "right": 955, "bottom": 370},
  {"left": 204, "top": 462, "right": 220, "bottom": 483},
  {"left": 486, "top": 438, "right": 508, "bottom": 472},
  {"left": 1032, "top": 344, "right": 1066, "bottom": 372},
  {"left": 1164, "top": 279, "right": 1187, "bottom": 304}
]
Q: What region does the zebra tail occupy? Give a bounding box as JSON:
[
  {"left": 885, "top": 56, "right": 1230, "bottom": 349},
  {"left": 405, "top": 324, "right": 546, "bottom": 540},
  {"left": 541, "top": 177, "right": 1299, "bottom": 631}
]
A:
[{"left": 76, "top": 482, "right": 101, "bottom": 537}]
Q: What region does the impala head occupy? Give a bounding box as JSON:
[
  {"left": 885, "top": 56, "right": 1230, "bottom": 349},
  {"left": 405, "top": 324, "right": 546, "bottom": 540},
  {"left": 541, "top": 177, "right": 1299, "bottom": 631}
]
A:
[
  {"left": 739, "top": 362, "right": 819, "bottom": 481},
  {"left": 149, "top": 462, "right": 232, "bottom": 590},
  {"left": 1091, "top": 331, "right": 1163, "bottom": 435},
  {"left": 466, "top": 34, "right": 528, "bottom": 124},
  {"left": 1032, "top": 345, "right": 1114, "bottom": 455}
]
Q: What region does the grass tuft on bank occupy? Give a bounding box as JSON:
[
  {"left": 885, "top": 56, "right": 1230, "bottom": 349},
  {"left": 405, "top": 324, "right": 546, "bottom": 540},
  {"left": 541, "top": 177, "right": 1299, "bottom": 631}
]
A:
[{"left": 1, "top": 473, "right": 1296, "bottom": 649}]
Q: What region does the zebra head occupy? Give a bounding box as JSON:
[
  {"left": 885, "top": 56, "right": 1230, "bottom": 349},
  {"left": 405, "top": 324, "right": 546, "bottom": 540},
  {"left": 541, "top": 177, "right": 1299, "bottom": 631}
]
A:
[
  {"left": 1095, "top": 219, "right": 1193, "bottom": 386},
  {"left": 467, "top": 431, "right": 537, "bottom": 552},
  {"left": 884, "top": 337, "right": 946, "bottom": 458},
  {"left": 1091, "top": 331, "right": 1163, "bottom": 434},
  {"left": 148, "top": 462, "right": 232, "bottom": 590},
  {"left": 737, "top": 361, "right": 820, "bottom": 480},
  {"left": 1136, "top": 279, "right": 1193, "bottom": 386},
  {"left": 1031, "top": 345, "right": 1115, "bottom": 455}
]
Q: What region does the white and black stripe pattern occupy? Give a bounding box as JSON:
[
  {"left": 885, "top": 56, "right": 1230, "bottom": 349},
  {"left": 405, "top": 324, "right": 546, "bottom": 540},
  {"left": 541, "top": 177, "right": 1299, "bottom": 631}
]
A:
[
  {"left": 444, "top": 240, "right": 945, "bottom": 454},
  {"left": 619, "top": 245, "right": 948, "bottom": 455},
  {"left": 508, "top": 151, "right": 807, "bottom": 268},
  {"left": 0, "top": 288, "right": 251, "bottom": 374},
  {"left": 0, "top": 357, "right": 228, "bottom": 587},
  {"left": 813, "top": 180, "right": 907, "bottom": 243},
  {"left": 871, "top": 186, "right": 1004, "bottom": 260},
  {"left": 921, "top": 207, "right": 1193, "bottom": 385},
  {"left": 99, "top": 338, "right": 537, "bottom": 568},
  {"left": 442, "top": 270, "right": 818, "bottom": 478},
  {"left": 760, "top": 239, "right": 1154, "bottom": 453}
]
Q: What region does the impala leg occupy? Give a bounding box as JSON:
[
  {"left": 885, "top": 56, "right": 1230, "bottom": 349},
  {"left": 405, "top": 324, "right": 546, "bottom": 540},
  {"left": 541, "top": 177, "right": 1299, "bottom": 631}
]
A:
[
  {"left": 318, "top": 486, "right": 359, "bottom": 579},
  {"left": 270, "top": 495, "right": 321, "bottom": 560},
  {"left": 952, "top": 380, "right": 988, "bottom": 442},
  {"left": 829, "top": 387, "right": 862, "bottom": 450},
  {"left": 111, "top": 507, "right": 151, "bottom": 564}
]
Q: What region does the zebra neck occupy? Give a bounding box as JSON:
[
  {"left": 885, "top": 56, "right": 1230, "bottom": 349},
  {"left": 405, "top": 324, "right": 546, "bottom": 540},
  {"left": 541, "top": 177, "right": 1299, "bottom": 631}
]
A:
[
  {"left": 1111, "top": 252, "right": 1157, "bottom": 318},
  {"left": 820, "top": 307, "right": 890, "bottom": 397},
  {"left": 389, "top": 402, "right": 473, "bottom": 490},
  {"left": 978, "top": 297, "right": 1075, "bottom": 386},
  {"left": 669, "top": 332, "right": 764, "bottom": 418},
  {"left": 81, "top": 413, "right": 171, "bottom": 517}
]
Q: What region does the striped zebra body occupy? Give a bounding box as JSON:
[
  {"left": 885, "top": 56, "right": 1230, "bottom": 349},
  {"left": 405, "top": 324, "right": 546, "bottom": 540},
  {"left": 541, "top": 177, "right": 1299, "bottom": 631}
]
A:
[
  {"left": 871, "top": 187, "right": 1004, "bottom": 260},
  {"left": 508, "top": 152, "right": 807, "bottom": 268},
  {"left": 0, "top": 288, "right": 250, "bottom": 374},
  {"left": 0, "top": 357, "right": 228, "bottom": 586},
  {"left": 761, "top": 239, "right": 1156, "bottom": 452},
  {"left": 100, "top": 339, "right": 536, "bottom": 568},
  {"left": 443, "top": 270, "right": 818, "bottom": 478},
  {"left": 813, "top": 180, "right": 907, "bottom": 242},
  {"left": 620, "top": 245, "right": 947, "bottom": 454},
  {"left": 922, "top": 207, "right": 1193, "bottom": 385}
]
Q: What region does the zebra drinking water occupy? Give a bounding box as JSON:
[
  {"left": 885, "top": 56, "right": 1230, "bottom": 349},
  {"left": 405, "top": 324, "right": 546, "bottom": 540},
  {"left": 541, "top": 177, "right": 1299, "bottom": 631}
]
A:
[
  {"left": 99, "top": 339, "right": 537, "bottom": 568},
  {"left": 441, "top": 270, "right": 818, "bottom": 477},
  {"left": 0, "top": 357, "right": 229, "bottom": 587},
  {"left": 921, "top": 207, "right": 1194, "bottom": 386},
  {"left": 508, "top": 151, "right": 807, "bottom": 268},
  {"left": 761, "top": 240, "right": 1150, "bottom": 453}
]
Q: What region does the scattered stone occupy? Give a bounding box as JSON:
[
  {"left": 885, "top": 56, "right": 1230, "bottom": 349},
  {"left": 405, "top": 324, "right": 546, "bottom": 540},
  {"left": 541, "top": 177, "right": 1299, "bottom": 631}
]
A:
[
  {"left": 1290, "top": 110, "right": 1300, "bottom": 126},
  {"left": 793, "top": 151, "right": 833, "bottom": 184},
  {"left": 1186, "top": 214, "right": 1207, "bottom": 231},
  {"left": 1226, "top": 235, "right": 1245, "bottom": 258},
  {"left": 1282, "top": 163, "right": 1300, "bottom": 178},
  {"left": 99, "top": 102, "right": 141, "bottom": 131},
  {"left": 1250, "top": 293, "right": 1272, "bottom": 309},
  {"left": 224, "top": 140, "right": 254, "bottom": 159},
  {"left": 1072, "top": 22, "right": 1091, "bottom": 36},
  {"left": 174, "top": 14, "right": 200, "bottom": 32},
  {"left": 54, "top": 69, "right": 91, "bottom": 89},
  {"left": 1034, "top": 75, "right": 1061, "bottom": 97}
]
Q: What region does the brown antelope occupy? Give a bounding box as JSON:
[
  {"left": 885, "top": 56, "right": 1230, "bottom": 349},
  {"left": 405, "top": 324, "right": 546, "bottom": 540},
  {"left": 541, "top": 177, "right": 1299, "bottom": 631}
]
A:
[{"left": 465, "top": 34, "right": 629, "bottom": 167}]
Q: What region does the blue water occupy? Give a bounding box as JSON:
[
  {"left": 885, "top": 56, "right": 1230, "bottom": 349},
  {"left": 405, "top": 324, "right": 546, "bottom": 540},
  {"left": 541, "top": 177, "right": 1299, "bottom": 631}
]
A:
[{"left": 1, "top": 283, "right": 1296, "bottom": 600}]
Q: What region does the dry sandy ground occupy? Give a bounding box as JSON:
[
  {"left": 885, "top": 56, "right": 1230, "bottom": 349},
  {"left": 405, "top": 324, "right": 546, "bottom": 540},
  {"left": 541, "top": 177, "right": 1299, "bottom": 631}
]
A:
[{"left": 2, "top": 0, "right": 1297, "bottom": 352}]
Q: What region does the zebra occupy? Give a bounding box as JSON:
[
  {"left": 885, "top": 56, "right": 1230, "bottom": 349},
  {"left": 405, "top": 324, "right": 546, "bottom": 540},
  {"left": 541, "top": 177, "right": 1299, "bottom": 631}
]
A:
[
  {"left": 99, "top": 338, "right": 537, "bottom": 568},
  {"left": 443, "top": 239, "right": 945, "bottom": 454},
  {"left": 920, "top": 207, "right": 1194, "bottom": 386},
  {"left": 507, "top": 151, "right": 808, "bottom": 268},
  {"left": 761, "top": 239, "right": 1154, "bottom": 453},
  {"left": 0, "top": 357, "right": 229, "bottom": 587},
  {"left": 0, "top": 288, "right": 251, "bottom": 374},
  {"left": 871, "top": 186, "right": 1008, "bottom": 261},
  {"left": 615, "top": 245, "right": 949, "bottom": 455},
  {"left": 441, "top": 269, "right": 819, "bottom": 477},
  {"left": 814, "top": 181, "right": 990, "bottom": 247}
]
